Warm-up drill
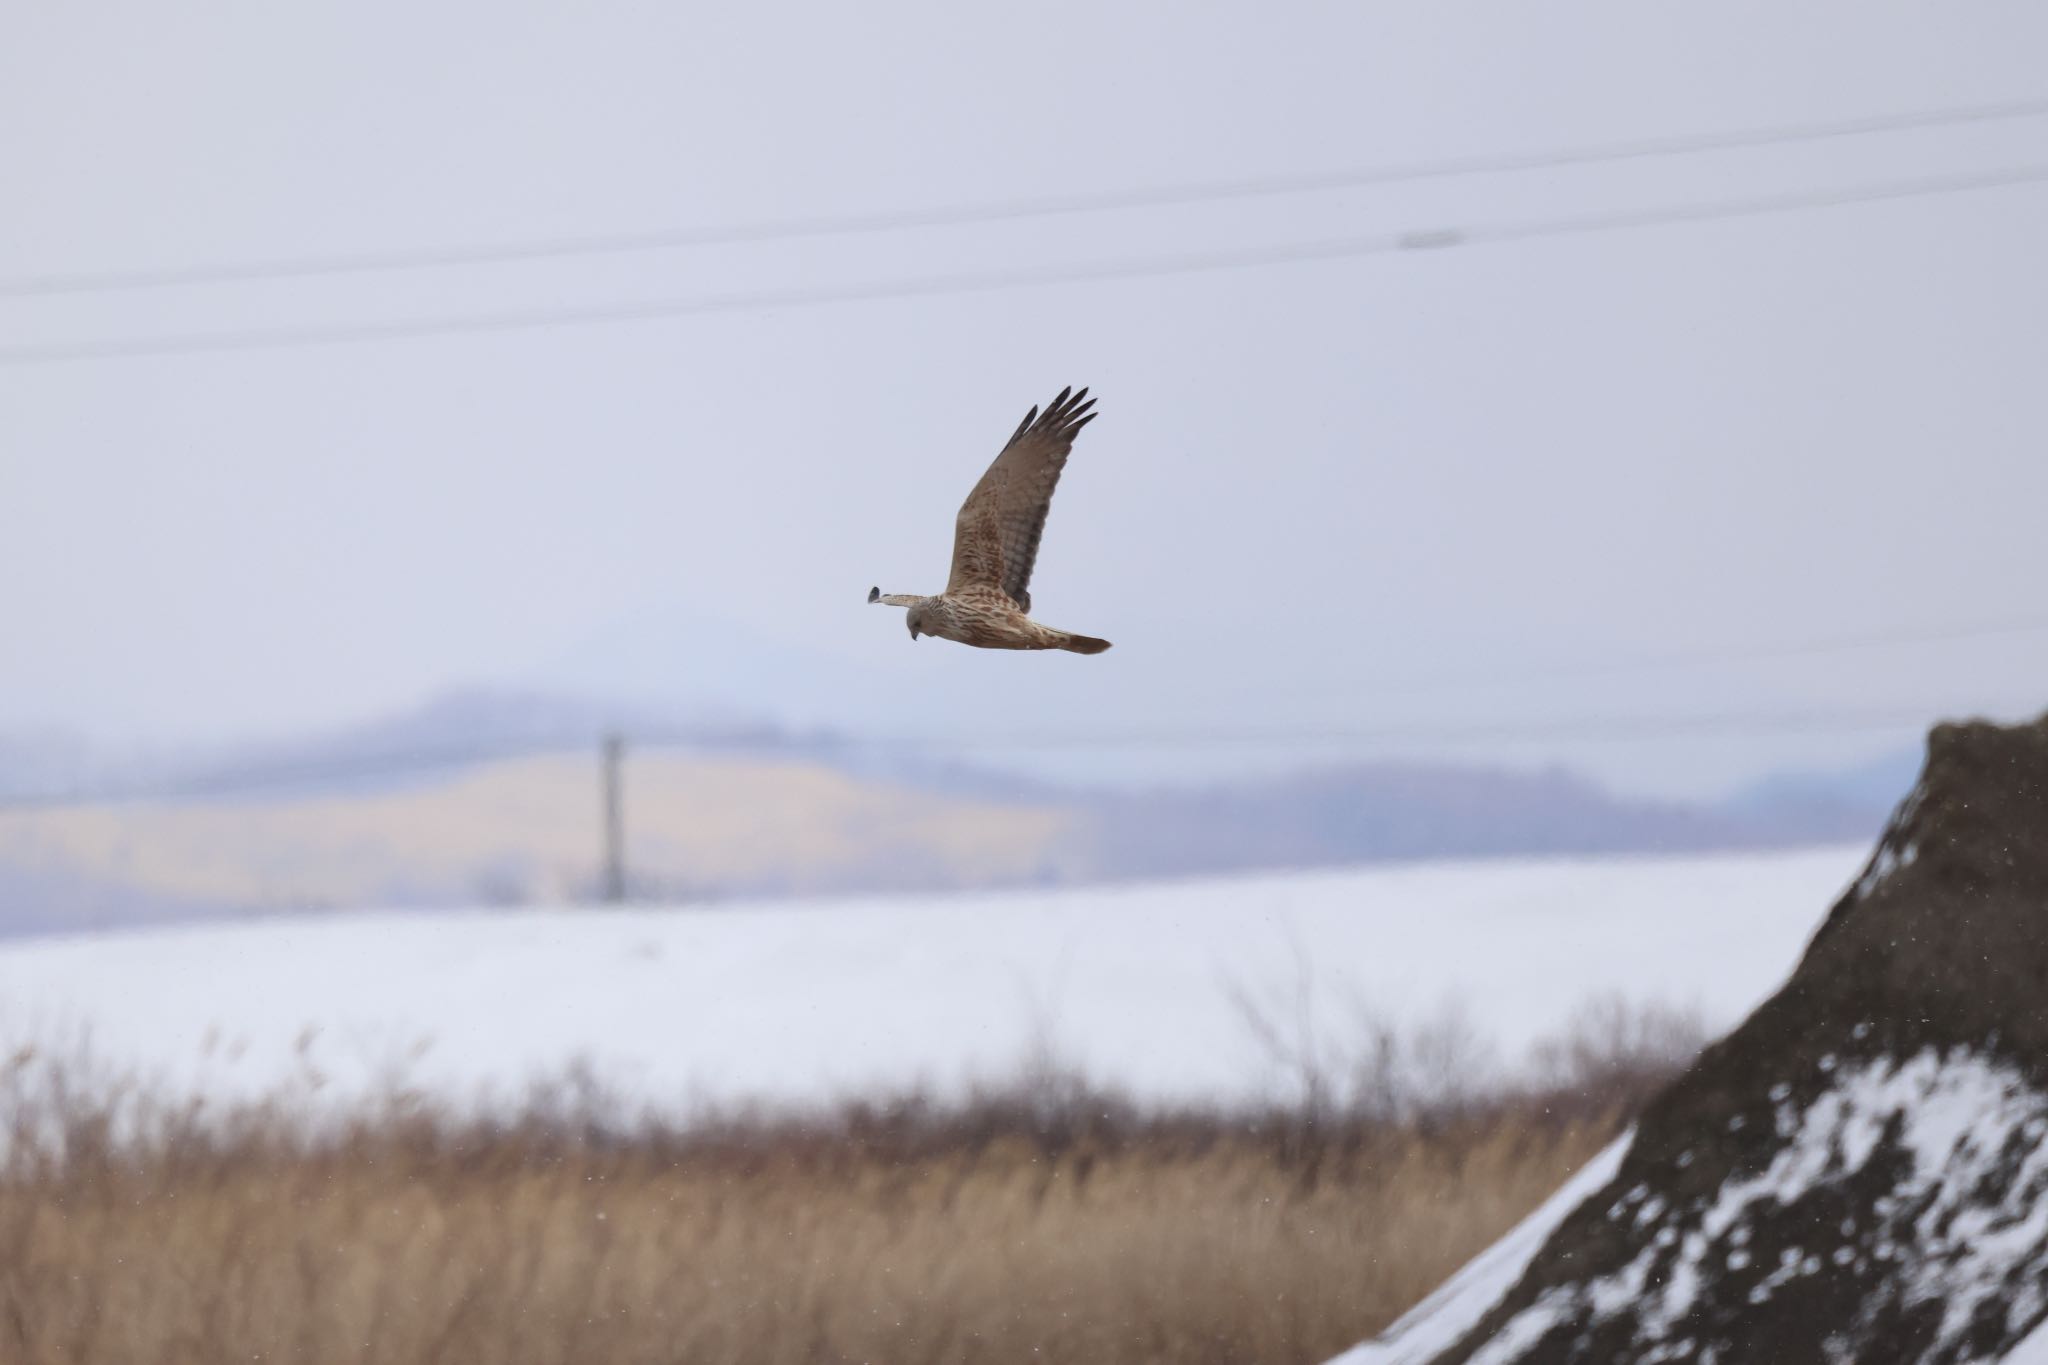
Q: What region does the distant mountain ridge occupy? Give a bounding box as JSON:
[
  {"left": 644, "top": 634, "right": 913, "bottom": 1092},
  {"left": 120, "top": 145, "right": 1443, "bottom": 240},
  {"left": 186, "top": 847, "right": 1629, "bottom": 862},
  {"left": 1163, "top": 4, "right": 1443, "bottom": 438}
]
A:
[
  {"left": 0, "top": 688, "right": 1909, "bottom": 934},
  {"left": 140, "top": 684, "right": 1905, "bottom": 839},
  {"left": 1080, "top": 761, "right": 1862, "bottom": 880}
]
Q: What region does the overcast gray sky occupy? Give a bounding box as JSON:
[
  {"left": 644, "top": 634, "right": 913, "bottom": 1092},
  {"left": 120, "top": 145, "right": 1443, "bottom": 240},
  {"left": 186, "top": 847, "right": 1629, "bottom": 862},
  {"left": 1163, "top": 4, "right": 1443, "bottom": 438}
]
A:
[{"left": 4, "top": 2, "right": 2047, "bottom": 798}]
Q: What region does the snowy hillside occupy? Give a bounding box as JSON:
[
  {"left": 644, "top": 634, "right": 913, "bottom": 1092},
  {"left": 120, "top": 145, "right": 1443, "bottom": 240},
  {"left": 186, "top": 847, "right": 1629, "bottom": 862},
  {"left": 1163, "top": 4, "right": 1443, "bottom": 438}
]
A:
[
  {"left": 0, "top": 846, "right": 1862, "bottom": 1117},
  {"left": 1331, "top": 716, "right": 2048, "bottom": 1365}
]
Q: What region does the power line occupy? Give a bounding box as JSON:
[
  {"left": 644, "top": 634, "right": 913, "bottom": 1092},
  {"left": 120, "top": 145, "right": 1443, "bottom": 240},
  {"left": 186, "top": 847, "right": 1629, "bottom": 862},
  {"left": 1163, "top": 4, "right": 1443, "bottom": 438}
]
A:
[
  {"left": 7, "top": 95, "right": 2047, "bottom": 300},
  {"left": 5, "top": 160, "right": 2047, "bottom": 368}
]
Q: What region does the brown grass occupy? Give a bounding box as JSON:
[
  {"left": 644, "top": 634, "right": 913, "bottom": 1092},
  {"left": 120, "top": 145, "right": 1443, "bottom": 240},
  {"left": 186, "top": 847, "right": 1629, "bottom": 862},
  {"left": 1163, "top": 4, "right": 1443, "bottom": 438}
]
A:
[
  {"left": 0, "top": 997, "right": 1703, "bottom": 1365},
  {"left": 3, "top": 1117, "right": 1620, "bottom": 1365},
  {"left": 0, "top": 1080, "right": 1653, "bottom": 1365}
]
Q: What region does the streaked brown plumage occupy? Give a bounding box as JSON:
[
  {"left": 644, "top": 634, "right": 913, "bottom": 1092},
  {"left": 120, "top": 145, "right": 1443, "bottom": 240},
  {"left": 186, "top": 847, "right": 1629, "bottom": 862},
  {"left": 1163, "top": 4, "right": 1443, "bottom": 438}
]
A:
[{"left": 869, "top": 386, "right": 1111, "bottom": 655}]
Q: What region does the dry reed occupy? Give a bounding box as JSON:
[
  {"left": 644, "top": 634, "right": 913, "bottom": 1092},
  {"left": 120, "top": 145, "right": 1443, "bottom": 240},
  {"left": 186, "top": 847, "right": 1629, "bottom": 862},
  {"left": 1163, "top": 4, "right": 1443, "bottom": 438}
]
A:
[{"left": 0, "top": 1001, "right": 1694, "bottom": 1365}]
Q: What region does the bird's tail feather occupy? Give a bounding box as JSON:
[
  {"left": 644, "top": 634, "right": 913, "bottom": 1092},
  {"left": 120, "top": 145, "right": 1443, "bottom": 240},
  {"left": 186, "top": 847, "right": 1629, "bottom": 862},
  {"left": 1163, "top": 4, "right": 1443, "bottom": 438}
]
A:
[{"left": 1058, "top": 633, "right": 1112, "bottom": 655}]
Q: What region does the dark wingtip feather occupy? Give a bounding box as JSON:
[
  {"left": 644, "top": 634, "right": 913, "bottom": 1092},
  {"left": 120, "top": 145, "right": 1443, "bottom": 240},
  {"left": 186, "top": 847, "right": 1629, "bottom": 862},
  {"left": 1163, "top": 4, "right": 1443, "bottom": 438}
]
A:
[
  {"left": 1009, "top": 386, "right": 1098, "bottom": 447},
  {"left": 1009, "top": 405, "right": 1039, "bottom": 445},
  {"left": 867, "top": 586, "right": 880, "bottom": 602},
  {"left": 1051, "top": 386, "right": 1096, "bottom": 436}
]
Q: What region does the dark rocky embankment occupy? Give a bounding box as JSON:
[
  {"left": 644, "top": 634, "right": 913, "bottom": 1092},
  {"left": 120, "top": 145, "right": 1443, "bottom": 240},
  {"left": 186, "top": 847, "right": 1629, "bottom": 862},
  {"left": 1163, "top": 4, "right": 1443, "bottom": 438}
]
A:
[{"left": 1341, "top": 713, "right": 2048, "bottom": 1365}]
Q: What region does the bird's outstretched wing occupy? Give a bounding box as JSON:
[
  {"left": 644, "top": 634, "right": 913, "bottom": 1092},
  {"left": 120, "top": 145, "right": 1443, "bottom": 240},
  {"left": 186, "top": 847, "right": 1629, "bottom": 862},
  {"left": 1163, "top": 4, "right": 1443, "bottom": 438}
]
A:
[{"left": 946, "top": 386, "right": 1097, "bottom": 612}]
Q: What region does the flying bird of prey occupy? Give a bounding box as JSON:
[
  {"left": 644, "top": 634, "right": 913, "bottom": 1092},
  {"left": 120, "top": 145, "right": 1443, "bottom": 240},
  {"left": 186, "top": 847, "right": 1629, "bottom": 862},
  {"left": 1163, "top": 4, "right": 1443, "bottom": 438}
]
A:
[{"left": 869, "top": 386, "right": 1111, "bottom": 654}]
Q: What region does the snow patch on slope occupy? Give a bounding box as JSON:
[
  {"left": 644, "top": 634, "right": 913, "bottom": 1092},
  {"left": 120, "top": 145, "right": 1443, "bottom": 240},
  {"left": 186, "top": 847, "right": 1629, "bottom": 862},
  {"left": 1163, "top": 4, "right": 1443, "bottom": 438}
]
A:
[
  {"left": 2005, "top": 1318, "right": 2048, "bottom": 1364},
  {"left": 1427, "top": 1049, "right": 2048, "bottom": 1364},
  {"left": 1328, "top": 1133, "right": 1634, "bottom": 1365}
]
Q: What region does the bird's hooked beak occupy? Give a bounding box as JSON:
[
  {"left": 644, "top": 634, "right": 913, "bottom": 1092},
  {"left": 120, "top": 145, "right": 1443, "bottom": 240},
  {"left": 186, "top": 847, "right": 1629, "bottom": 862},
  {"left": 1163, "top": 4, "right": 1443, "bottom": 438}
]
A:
[{"left": 909, "top": 624, "right": 921, "bottom": 641}]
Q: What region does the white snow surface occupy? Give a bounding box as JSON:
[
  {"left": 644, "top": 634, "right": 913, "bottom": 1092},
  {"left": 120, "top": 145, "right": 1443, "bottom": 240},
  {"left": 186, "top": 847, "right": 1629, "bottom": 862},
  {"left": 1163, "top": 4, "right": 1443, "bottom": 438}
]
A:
[
  {"left": 1328, "top": 1131, "right": 1636, "bottom": 1365},
  {"left": 2009, "top": 1321, "right": 2048, "bottom": 1365},
  {"left": 0, "top": 845, "right": 1863, "bottom": 1115}
]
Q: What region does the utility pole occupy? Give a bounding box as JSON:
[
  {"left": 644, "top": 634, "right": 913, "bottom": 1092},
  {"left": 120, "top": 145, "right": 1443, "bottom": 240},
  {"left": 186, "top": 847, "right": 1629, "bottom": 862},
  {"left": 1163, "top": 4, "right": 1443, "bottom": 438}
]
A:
[{"left": 601, "top": 732, "right": 626, "bottom": 904}]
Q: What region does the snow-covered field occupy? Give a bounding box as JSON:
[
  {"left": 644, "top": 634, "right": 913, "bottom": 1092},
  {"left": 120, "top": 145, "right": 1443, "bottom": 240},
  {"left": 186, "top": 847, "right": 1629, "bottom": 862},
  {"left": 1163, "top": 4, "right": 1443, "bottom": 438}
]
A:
[{"left": 0, "top": 845, "right": 1868, "bottom": 1116}]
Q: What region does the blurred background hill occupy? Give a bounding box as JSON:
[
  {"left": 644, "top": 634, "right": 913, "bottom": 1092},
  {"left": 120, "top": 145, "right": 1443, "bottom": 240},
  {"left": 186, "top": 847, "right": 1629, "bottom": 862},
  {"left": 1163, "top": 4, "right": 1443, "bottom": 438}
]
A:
[{"left": 0, "top": 682, "right": 1907, "bottom": 934}]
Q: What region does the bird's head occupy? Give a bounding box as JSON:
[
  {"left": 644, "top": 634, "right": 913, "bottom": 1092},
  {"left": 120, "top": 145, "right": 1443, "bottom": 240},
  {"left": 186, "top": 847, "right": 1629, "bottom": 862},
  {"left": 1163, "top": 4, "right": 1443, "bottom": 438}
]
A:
[{"left": 869, "top": 587, "right": 927, "bottom": 638}]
